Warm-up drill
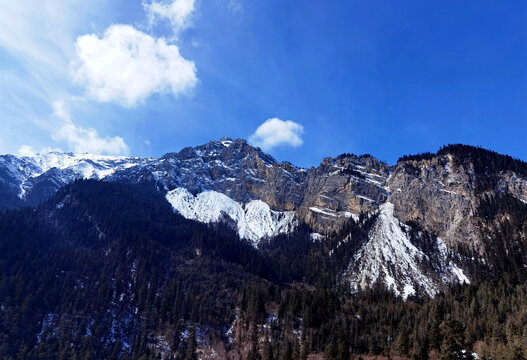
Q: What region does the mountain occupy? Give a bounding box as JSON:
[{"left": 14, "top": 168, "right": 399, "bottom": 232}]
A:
[
  {"left": 0, "top": 151, "right": 153, "bottom": 209},
  {"left": 1, "top": 139, "right": 526, "bottom": 297},
  {"left": 0, "top": 138, "right": 390, "bottom": 231},
  {"left": 0, "top": 140, "right": 526, "bottom": 359}
]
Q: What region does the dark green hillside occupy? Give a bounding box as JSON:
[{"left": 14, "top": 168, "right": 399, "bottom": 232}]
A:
[{"left": 0, "top": 180, "right": 526, "bottom": 359}]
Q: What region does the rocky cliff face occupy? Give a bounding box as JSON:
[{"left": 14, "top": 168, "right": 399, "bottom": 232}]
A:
[
  {"left": 296, "top": 154, "right": 390, "bottom": 233},
  {"left": 0, "top": 138, "right": 391, "bottom": 232},
  {"left": 387, "top": 148, "right": 527, "bottom": 260},
  {"left": 109, "top": 140, "right": 394, "bottom": 237},
  {"left": 386, "top": 154, "right": 480, "bottom": 252}
]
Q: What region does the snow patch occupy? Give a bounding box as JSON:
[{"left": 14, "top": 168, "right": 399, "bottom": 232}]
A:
[
  {"left": 310, "top": 207, "right": 360, "bottom": 222},
  {"left": 345, "top": 202, "right": 469, "bottom": 298},
  {"left": 309, "top": 206, "right": 337, "bottom": 217},
  {"left": 403, "top": 284, "right": 416, "bottom": 298},
  {"left": 310, "top": 232, "right": 324, "bottom": 242},
  {"left": 451, "top": 265, "right": 470, "bottom": 284},
  {"left": 344, "top": 212, "right": 360, "bottom": 222},
  {"left": 355, "top": 194, "right": 375, "bottom": 202},
  {"left": 436, "top": 237, "right": 471, "bottom": 285},
  {"left": 166, "top": 188, "right": 296, "bottom": 246}
]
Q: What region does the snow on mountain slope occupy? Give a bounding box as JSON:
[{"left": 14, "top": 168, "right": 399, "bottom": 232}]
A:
[
  {"left": 32, "top": 152, "right": 140, "bottom": 175},
  {"left": 165, "top": 188, "right": 296, "bottom": 246},
  {"left": 243, "top": 200, "right": 296, "bottom": 241},
  {"left": 19, "top": 152, "right": 138, "bottom": 177},
  {"left": 0, "top": 151, "right": 148, "bottom": 199},
  {"left": 344, "top": 202, "right": 469, "bottom": 298}
]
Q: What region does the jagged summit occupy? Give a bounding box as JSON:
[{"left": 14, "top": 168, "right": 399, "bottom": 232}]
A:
[{"left": 162, "top": 138, "right": 277, "bottom": 168}]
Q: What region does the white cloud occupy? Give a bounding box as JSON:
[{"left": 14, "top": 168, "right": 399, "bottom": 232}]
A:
[
  {"left": 50, "top": 101, "right": 129, "bottom": 155},
  {"left": 72, "top": 24, "right": 197, "bottom": 107},
  {"left": 17, "top": 145, "right": 38, "bottom": 157},
  {"left": 0, "top": 2, "right": 199, "bottom": 154},
  {"left": 249, "top": 118, "right": 304, "bottom": 151},
  {"left": 144, "top": 0, "right": 195, "bottom": 32},
  {"left": 17, "top": 145, "right": 63, "bottom": 157}
]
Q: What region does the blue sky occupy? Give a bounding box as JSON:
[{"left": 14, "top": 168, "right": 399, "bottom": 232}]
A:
[{"left": 0, "top": 0, "right": 525, "bottom": 167}]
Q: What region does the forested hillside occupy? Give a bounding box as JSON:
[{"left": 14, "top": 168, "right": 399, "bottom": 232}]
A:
[{"left": 0, "top": 180, "right": 526, "bottom": 359}]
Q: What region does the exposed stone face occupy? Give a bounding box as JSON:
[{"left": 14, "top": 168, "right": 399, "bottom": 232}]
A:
[
  {"left": 384, "top": 153, "right": 527, "bottom": 256},
  {"left": 496, "top": 171, "right": 527, "bottom": 204},
  {"left": 295, "top": 155, "right": 391, "bottom": 233},
  {"left": 386, "top": 154, "right": 481, "bottom": 252},
  {"left": 167, "top": 139, "right": 308, "bottom": 210},
  {"left": 112, "top": 140, "right": 393, "bottom": 233}
]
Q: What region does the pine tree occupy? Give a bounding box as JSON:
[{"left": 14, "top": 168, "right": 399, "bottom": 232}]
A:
[
  {"left": 324, "top": 342, "right": 337, "bottom": 360},
  {"left": 184, "top": 327, "right": 198, "bottom": 360}
]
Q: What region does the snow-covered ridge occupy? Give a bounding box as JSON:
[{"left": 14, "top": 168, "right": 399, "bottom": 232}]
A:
[
  {"left": 6, "top": 152, "right": 147, "bottom": 198},
  {"left": 344, "top": 202, "right": 469, "bottom": 299},
  {"left": 24, "top": 152, "right": 142, "bottom": 175},
  {"left": 166, "top": 188, "right": 296, "bottom": 246}
]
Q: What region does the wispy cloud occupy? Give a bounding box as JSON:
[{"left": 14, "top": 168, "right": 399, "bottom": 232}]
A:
[
  {"left": 50, "top": 100, "right": 129, "bottom": 155},
  {"left": 0, "top": 1, "right": 105, "bottom": 100},
  {"left": 144, "top": 0, "right": 195, "bottom": 33},
  {"left": 249, "top": 118, "right": 304, "bottom": 151},
  {"left": 0, "top": 1, "right": 119, "bottom": 154}
]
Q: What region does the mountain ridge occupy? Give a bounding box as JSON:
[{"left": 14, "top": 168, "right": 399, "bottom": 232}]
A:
[
  {"left": 1, "top": 138, "right": 526, "bottom": 298},
  {"left": 0, "top": 140, "right": 526, "bottom": 358}
]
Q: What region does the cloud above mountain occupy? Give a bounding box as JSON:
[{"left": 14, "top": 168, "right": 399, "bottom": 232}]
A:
[
  {"left": 50, "top": 101, "right": 129, "bottom": 155},
  {"left": 72, "top": 24, "right": 197, "bottom": 107},
  {"left": 249, "top": 118, "right": 304, "bottom": 151}
]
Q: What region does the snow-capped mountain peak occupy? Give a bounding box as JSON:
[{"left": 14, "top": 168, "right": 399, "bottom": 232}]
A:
[
  {"left": 0, "top": 151, "right": 149, "bottom": 204},
  {"left": 22, "top": 152, "right": 140, "bottom": 178}
]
